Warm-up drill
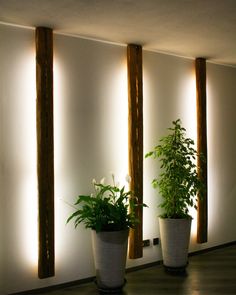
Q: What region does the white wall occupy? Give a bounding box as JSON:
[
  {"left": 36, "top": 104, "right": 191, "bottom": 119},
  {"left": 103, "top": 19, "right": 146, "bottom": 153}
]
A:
[
  {"left": 0, "top": 23, "right": 236, "bottom": 294},
  {"left": 0, "top": 24, "right": 37, "bottom": 295},
  {"left": 207, "top": 63, "right": 236, "bottom": 245},
  {"left": 53, "top": 33, "right": 130, "bottom": 286}
]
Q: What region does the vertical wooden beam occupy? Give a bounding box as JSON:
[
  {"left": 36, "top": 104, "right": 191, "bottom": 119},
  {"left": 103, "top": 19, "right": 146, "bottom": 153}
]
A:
[
  {"left": 195, "top": 57, "right": 208, "bottom": 243},
  {"left": 36, "top": 27, "right": 55, "bottom": 278},
  {"left": 127, "top": 44, "right": 143, "bottom": 258}
]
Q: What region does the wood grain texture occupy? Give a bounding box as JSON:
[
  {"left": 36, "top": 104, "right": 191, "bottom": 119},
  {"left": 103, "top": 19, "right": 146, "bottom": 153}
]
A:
[
  {"left": 36, "top": 27, "right": 55, "bottom": 278},
  {"left": 195, "top": 57, "right": 208, "bottom": 243},
  {"left": 127, "top": 44, "right": 143, "bottom": 259}
]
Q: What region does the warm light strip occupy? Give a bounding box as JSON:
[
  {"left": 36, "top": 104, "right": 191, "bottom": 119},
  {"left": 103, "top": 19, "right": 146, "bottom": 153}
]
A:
[
  {"left": 180, "top": 72, "right": 198, "bottom": 238},
  {"left": 21, "top": 51, "right": 38, "bottom": 269}
]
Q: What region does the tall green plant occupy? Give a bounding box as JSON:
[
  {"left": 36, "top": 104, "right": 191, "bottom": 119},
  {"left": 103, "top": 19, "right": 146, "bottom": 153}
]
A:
[{"left": 145, "top": 119, "right": 204, "bottom": 219}]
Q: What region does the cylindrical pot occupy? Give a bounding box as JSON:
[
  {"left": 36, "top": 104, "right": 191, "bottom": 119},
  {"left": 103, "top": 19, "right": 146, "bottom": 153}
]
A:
[
  {"left": 159, "top": 217, "right": 192, "bottom": 269},
  {"left": 91, "top": 229, "right": 129, "bottom": 290}
]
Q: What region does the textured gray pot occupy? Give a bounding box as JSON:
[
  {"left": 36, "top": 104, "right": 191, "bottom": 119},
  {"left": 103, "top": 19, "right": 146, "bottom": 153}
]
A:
[
  {"left": 91, "top": 229, "right": 129, "bottom": 289},
  {"left": 159, "top": 217, "right": 192, "bottom": 269}
]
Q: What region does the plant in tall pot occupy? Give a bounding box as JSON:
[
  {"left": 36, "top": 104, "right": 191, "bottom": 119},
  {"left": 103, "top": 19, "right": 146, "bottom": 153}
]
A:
[
  {"left": 145, "top": 119, "right": 205, "bottom": 272},
  {"left": 67, "top": 174, "right": 146, "bottom": 292}
]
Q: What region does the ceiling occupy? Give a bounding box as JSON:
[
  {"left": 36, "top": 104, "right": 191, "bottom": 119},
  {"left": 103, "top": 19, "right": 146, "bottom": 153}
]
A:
[{"left": 1, "top": 0, "right": 236, "bottom": 66}]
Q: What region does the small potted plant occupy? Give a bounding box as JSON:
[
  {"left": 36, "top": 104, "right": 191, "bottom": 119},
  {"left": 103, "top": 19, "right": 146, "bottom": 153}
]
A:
[
  {"left": 145, "top": 119, "right": 205, "bottom": 271},
  {"left": 67, "top": 174, "right": 146, "bottom": 292}
]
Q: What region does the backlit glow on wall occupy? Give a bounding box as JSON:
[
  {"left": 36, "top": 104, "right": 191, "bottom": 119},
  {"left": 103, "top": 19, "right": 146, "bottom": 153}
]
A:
[
  {"left": 182, "top": 72, "right": 197, "bottom": 139},
  {"left": 53, "top": 53, "right": 129, "bottom": 267},
  {"left": 143, "top": 65, "right": 199, "bottom": 240},
  {"left": 54, "top": 57, "right": 66, "bottom": 265},
  {"left": 111, "top": 61, "right": 129, "bottom": 179},
  {"left": 20, "top": 51, "right": 38, "bottom": 269},
  {"left": 143, "top": 68, "right": 159, "bottom": 240},
  {"left": 21, "top": 177, "right": 38, "bottom": 268},
  {"left": 181, "top": 72, "right": 198, "bottom": 238},
  {"left": 54, "top": 58, "right": 64, "bottom": 179},
  {"left": 99, "top": 56, "right": 129, "bottom": 180}
]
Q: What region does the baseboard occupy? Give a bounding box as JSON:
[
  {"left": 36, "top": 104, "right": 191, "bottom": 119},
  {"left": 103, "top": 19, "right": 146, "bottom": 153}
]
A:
[
  {"left": 10, "top": 240, "right": 236, "bottom": 295},
  {"left": 189, "top": 240, "right": 236, "bottom": 257},
  {"left": 126, "top": 260, "right": 163, "bottom": 273}
]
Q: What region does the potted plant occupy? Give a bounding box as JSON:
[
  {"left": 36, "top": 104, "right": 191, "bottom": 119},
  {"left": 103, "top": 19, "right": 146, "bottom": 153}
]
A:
[
  {"left": 145, "top": 119, "right": 205, "bottom": 271},
  {"left": 67, "top": 174, "right": 146, "bottom": 292}
]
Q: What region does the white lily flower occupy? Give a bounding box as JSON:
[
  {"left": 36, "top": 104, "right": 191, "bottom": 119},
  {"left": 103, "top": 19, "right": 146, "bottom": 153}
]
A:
[
  {"left": 92, "top": 178, "right": 96, "bottom": 185},
  {"left": 125, "top": 174, "right": 131, "bottom": 183},
  {"left": 100, "top": 177, "right": 105, "bottom": 185}
]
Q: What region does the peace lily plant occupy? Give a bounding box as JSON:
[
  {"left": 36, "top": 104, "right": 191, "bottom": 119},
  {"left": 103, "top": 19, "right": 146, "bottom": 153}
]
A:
[
  {"left": 67, "top": 174, "right": 146, "bottom": 231},
  {"left": 67, "top": 174, "right": 147, "bottom": 290}
]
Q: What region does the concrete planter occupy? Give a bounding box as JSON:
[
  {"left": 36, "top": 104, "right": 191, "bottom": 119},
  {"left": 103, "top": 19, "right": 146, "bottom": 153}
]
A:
[
  {"left": 91, "top": 229, "right": 129, "bottom": 291},
  {"left": 159, "top": 217, "right": 192, "bottom": 270}
]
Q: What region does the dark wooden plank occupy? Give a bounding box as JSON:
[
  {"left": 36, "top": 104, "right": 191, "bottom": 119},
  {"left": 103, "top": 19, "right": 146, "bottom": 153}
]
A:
[
  {"left": 195, "top": 57, "right": 208, "bottom": 243},
  {"left": 36, "top": 27, "right": 55, "bottom": 278},
  {"left": 127, "top": 44, "right": 143, "bottom": 259}
]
